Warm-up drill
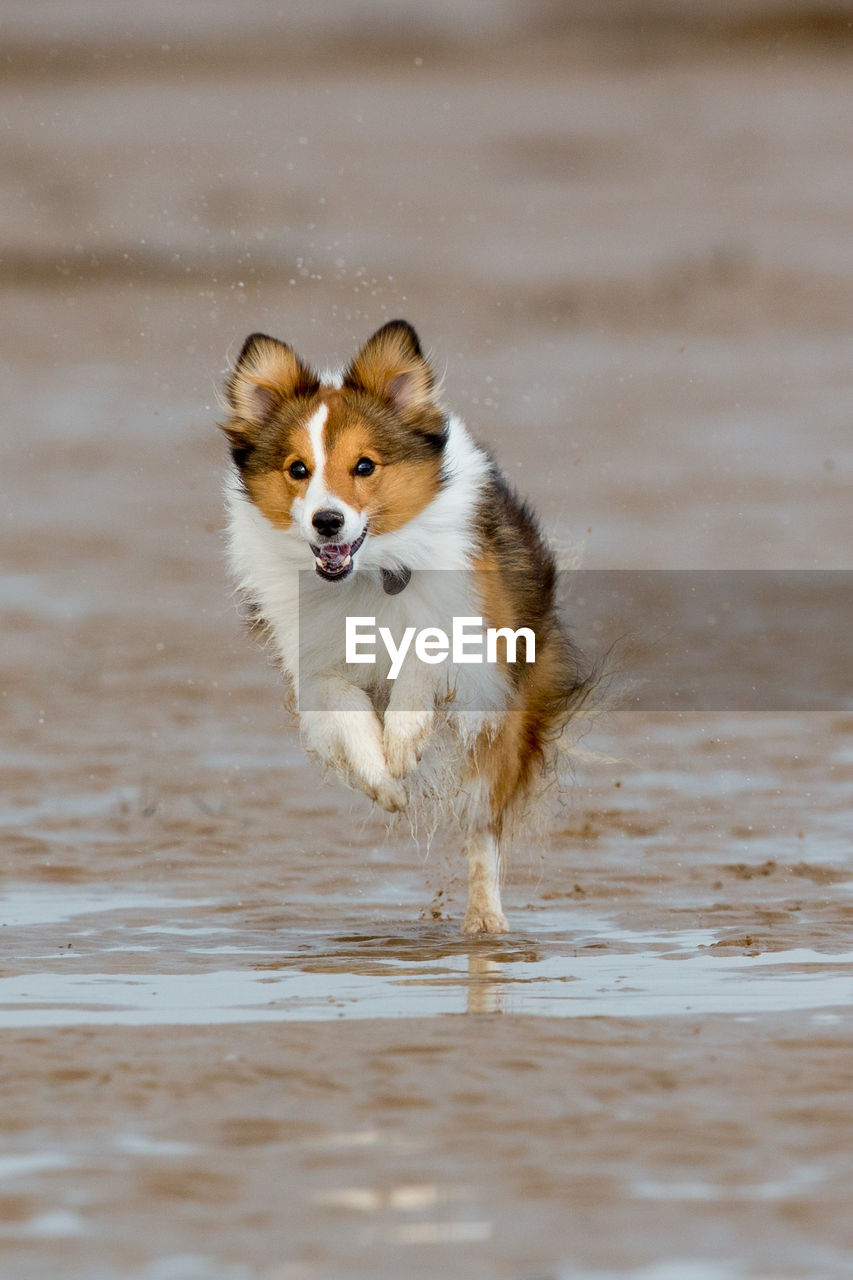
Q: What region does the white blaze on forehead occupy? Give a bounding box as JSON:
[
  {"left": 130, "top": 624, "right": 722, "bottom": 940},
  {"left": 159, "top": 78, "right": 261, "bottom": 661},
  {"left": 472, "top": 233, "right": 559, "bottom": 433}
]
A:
[
  {"left": 305, "top": 402, "right": 328, "bottom": 485},
  {"left": 303, "top": 402, "right": 331, "bottom": 520},
  {"left": 293, "top": 400, "right": 364, "bottom": 545}
]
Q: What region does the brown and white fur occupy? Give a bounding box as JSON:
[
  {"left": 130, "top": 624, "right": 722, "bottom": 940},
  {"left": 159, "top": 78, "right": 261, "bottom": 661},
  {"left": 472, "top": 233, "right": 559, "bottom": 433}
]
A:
[{"left": 220, "top": 320, "right": 590, "bottom": 934}]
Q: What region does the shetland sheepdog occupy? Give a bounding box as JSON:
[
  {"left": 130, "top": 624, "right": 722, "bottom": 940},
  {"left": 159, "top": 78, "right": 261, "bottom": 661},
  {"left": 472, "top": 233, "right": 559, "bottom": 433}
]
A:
[{"left": 220, "top": 320, "right": 591, "bottom": 934}]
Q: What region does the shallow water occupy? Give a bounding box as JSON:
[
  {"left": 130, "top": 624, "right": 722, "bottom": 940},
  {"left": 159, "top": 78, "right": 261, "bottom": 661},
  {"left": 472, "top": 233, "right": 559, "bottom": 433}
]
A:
[
  {"left": 5, "top": 948, "right": 853, "bottom": 1027},
  {"left": 3, "top": 888, "right": 853, "bottom": 1027}
]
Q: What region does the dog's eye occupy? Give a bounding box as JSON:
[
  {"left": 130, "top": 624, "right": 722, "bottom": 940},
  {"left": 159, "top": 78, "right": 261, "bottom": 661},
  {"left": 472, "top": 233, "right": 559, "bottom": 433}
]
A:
[
  {"left": 288, "top": 460, "right": 309, "bottom": 480},
  {"left": 354, "top": 457, "right": 376, "bottom": 477}
]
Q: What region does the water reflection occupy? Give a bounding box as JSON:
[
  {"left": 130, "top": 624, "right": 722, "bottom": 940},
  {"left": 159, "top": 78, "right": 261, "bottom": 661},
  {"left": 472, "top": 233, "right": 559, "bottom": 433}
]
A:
[
  {"left": 2, "top": 939, "right": 852, "bottom": 1027},
  {"left": 3, "top": 886, "right": 853, "bottom": 1027},
  {"left": 466, "top": 953, "right": 505, "bottom": 1015}
]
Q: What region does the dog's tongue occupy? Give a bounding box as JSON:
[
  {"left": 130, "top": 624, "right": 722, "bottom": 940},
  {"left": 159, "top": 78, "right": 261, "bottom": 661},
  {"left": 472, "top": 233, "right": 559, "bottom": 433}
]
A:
[{"left": 316, "top": 543, "right": 352, "bottom": 571}]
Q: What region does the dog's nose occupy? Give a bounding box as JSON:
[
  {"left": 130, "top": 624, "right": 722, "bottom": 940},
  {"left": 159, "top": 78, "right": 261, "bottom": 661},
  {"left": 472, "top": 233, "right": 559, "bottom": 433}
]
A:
[{"left": 311, "top": 508, "right": 345, "bottom": 538}]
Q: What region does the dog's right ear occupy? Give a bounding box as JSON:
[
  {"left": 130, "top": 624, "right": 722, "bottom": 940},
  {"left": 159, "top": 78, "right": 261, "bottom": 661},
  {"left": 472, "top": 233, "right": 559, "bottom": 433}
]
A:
[{"left": 223, "top": 333, "right": 319, "bottom": 432}]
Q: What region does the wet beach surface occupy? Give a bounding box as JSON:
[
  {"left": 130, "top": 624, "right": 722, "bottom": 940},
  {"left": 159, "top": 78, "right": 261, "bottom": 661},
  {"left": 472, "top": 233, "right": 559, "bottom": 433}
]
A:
[{"left": 2, "top": 3, "right": 853, "bottom": 1277}]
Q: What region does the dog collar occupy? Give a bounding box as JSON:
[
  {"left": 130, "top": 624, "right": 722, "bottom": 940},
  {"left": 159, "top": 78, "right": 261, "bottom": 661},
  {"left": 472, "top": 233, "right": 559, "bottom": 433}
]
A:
[{"left": 381, "top": 567, "right": 412, "bottom": 595}]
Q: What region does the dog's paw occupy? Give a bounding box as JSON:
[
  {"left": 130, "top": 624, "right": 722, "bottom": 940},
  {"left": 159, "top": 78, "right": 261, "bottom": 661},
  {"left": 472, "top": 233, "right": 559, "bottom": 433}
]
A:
[
  {"left": 363, "top": 772, "right": 408, "bottom": 814},
  {"left": 461, "top": 908, "right": 509, "bottom": 936},
  {"left": 384, "top": 708, "right": 434, "bottom": 779}
]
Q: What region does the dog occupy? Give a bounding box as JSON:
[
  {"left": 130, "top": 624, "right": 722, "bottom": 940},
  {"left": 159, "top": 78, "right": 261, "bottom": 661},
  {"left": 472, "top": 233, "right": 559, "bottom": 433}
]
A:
[{"left": 220, "top": 320, "right": 591, "bottom": 934}]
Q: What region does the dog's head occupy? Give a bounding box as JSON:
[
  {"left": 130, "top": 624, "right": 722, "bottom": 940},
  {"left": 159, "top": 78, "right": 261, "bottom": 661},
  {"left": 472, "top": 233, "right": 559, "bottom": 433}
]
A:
[{"left": 221, "top": 320, "right": 447, "bottom": 581}]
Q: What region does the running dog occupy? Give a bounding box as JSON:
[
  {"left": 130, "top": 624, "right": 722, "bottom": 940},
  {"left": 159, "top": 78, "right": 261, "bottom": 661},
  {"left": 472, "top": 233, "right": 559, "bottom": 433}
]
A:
[{"left": 220, "top": 320, "right": 591, "bottom": 933}]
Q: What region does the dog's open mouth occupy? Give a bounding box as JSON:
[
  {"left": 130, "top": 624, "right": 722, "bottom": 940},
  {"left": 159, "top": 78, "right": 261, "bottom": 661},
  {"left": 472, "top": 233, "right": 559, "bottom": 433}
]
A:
[{"left": 310, "top": 527, "right": 366, "bottom": 581}]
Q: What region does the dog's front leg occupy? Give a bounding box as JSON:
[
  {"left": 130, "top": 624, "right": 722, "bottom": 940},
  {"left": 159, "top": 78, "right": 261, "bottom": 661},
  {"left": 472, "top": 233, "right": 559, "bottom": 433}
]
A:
[
  {"left": 383, "top": 657, "right": 436, "bottom": 780},
  {"left": 300, "top": 675, "right": 407, "bottom": 812}
]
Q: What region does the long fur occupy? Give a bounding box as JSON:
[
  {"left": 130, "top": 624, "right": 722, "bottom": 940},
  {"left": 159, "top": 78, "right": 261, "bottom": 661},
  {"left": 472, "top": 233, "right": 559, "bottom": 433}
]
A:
[{"left": 220, "top": 320, "right": 598, "bottom": 933}]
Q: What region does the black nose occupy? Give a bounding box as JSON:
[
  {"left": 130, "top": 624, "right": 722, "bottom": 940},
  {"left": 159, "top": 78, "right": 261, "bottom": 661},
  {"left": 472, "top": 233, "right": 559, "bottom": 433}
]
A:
[{"left": 311, "top": 508, "right": 345, "bottom": 538}]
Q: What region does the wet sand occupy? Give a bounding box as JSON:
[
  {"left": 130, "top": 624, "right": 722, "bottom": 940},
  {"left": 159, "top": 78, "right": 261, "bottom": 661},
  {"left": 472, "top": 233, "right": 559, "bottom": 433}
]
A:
[{"left": 1, "top": 4, "right": 852, "bottom": 1278}]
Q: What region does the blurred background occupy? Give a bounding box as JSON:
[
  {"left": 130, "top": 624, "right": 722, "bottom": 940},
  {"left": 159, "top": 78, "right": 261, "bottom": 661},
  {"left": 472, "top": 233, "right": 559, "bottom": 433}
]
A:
[
  {"left": 2, "top": 7, "right": 853, "bottom": 1278},
  {"left": 2, "top": 3, "right": 852, "bottom": 873},
  {"left": 3, "top": 0, "right": 852, "bottom": 929},
  {"left": 3, "top": 0, "right": 851, "bottom": 795},
  {"left": 3, "top": 0, "right": 851, "bottom": 577}
]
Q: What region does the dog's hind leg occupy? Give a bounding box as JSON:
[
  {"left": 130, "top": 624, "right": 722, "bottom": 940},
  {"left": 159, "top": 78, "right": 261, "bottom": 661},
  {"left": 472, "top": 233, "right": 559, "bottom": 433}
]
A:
[{"left": 461, "top": 829, "right": 509, "bottom": 935}]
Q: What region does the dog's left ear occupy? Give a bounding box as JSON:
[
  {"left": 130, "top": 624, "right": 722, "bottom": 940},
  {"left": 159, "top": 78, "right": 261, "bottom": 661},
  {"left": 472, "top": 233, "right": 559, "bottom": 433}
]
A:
[{"left": 344, "top": 320, "right": 437, "bottom": 416}]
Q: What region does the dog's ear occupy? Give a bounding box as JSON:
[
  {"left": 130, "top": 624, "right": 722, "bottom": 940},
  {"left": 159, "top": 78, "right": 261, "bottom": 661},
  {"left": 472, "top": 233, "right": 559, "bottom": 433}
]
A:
[
  {"left": 344, "top": 320, "right": 437, "bottom": 416},
  {"left": 225, "top": 333, "right": 319, "bottom": 428}
]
